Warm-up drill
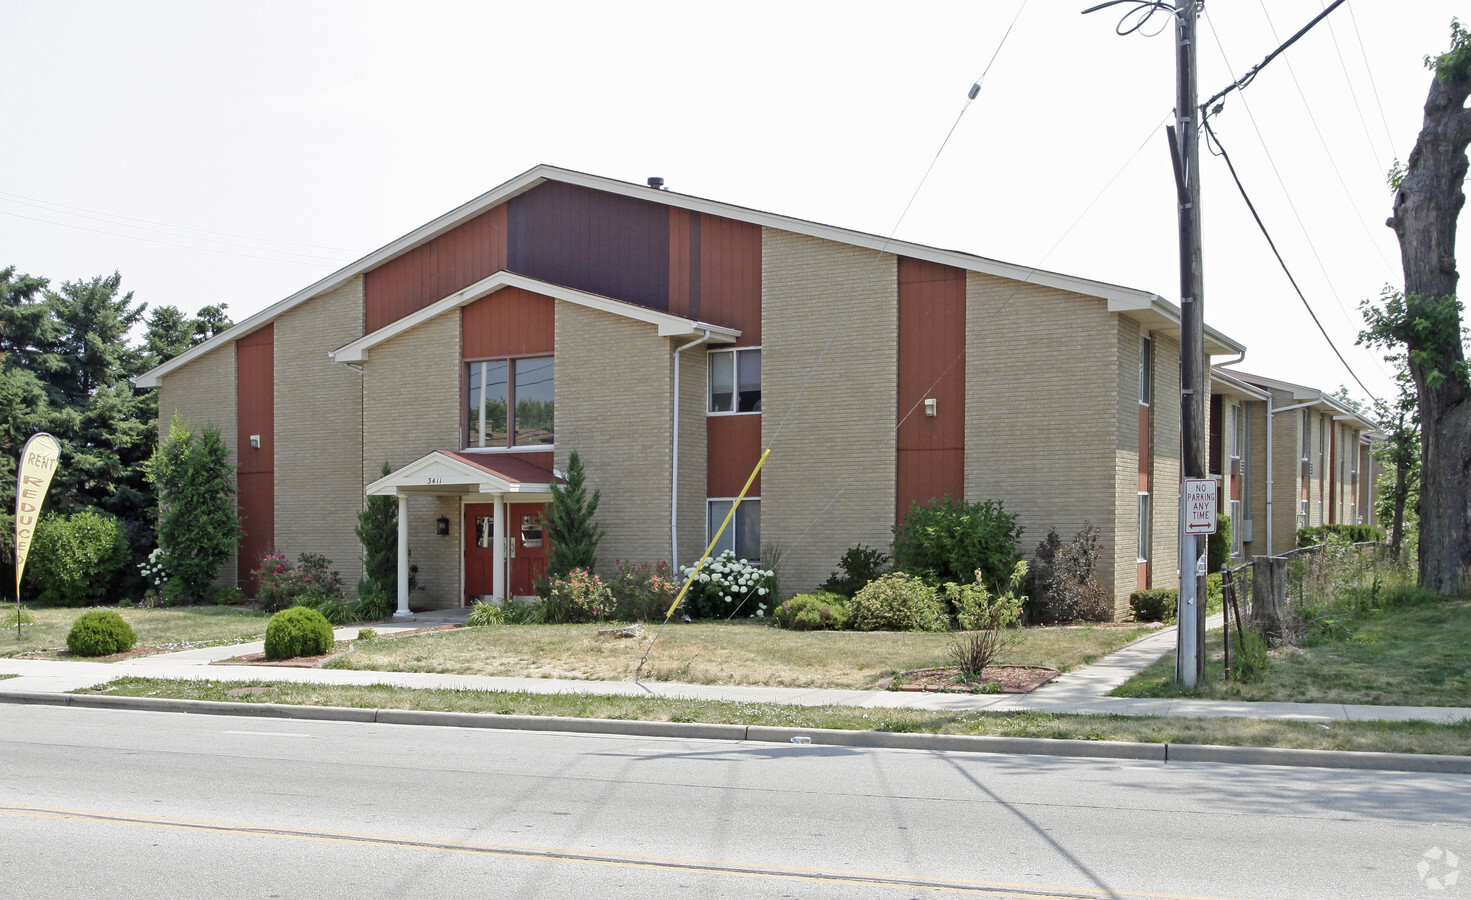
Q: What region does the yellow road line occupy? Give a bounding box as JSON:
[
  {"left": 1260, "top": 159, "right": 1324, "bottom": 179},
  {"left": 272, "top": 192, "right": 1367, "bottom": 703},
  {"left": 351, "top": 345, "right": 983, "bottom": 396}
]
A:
[{"left": 0, "top": 804, "right": 1251, "bottom": 900}]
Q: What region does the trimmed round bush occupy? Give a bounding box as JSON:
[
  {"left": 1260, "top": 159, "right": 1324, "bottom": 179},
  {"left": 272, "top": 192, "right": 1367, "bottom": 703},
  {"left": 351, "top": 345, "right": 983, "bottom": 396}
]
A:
[
  {"left": 264, "top": 607, "right": 335, "bottom": 660},
  {"left": 851, "top": 573, "right": 948, "bottom": 632},
  {"left": 774, "top": 591, "right": 851, "bottom": 631},
  {"left": 66, "top": 609, "right": 137, "bottom": 657},
  {"left": 29, "top": 510, "right": 129, "bottom": 607}
]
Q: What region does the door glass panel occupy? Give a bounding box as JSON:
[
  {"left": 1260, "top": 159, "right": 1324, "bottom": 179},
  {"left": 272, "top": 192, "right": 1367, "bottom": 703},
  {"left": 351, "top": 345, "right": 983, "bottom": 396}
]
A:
[{"left": 475, "top": 517, "right": 494, "bottom": 549}]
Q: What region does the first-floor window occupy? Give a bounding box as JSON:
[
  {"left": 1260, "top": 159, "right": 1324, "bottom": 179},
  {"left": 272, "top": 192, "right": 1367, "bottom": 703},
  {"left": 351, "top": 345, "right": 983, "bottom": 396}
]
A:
[
  {"left": 1137, "top": 492, "right": 1150, "bottom": 562},
  {"left": 1298, "top": 500, "right": 1309, "bottom": 529},
  {"left": 707, "top": 498, "right": 760, "bottom": 560},
  {"left": 1230, "top": 499, "right": 1243, "bottom": 557},
  {"left": 467, "top": 356, "right": 554, "bottom": 448}
]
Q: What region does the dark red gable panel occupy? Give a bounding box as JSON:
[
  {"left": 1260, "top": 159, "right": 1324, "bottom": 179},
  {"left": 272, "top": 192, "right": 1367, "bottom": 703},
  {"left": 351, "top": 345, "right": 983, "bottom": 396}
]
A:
[
  {"left": 365, "top": 205, "right": 509, "bottom": 333},
  {"left": 462, "top": 287, "right": 554, "bottom": 359}
]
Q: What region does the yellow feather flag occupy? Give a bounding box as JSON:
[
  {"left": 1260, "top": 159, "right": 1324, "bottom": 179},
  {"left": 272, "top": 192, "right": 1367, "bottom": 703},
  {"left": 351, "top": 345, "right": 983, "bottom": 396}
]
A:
[{"left": 14, "top": 433, "right": 61, "bottom": 598}]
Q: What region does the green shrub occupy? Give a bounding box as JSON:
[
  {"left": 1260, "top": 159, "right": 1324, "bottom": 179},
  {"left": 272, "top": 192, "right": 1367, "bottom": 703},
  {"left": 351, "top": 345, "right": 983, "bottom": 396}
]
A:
[
  {"left": 355, "top": 462, "right": 398, "bottom": 600},
  {"left": 502, "top": 598, "right": 545, "bottom": 625},
  {"left": 608, "top": 560, "right": 678, "bottom": 621},
  {"left": 1296, "top": 523, "right": 1384, "bottom": 547},
  {"left": 210, "top": 584, "right": 245, "bottom": 607},
  {"left": 892, "top": 497, "right": 1022, "bottom": 589},
  {"left": 1028, "top": 523, "right": 1112, "bottom": 623},
  {"left": 66, "top": 609, "right": 137, "bottom": 657},
  {"left": 264, "top": 607, "right": 335, "bottom": 660},
  {"left": 147, "top": 415, "right": 240, "bottom": 603},
  {"left": 355, "top": 626, "right": 379, "bottom": 642},
  {"left": 293, "top": 593, "right": 352, "bottom": 625},
  {"left": 543, "top": 450, "right": 605, "bottom": 577},
  {"left": 542, "top": 568, "right": 615, "bottom": 624},
  {"left": 678, "top": 551, "right": 777, "bottom": 619},
  {"left": 1129, "top": 589, "right": 1177, "bottom": 622},
  {"left": 820, "top": 545, "right": 890, "bottom": 598},
  {"left": 349, "top": 586, "right": 394, "bottom": 623},
  {"left": 773, "top": 591, "right": 851, "bottom": 630},
  {"left": 28, "top": 510, "right": 129, "bottom": 607},
  {"left": 1208, "top": 514, "right": 1233, "bottom": 573},
  {"left": 466, "top": 600, "right": 505, "bottom": 627},
  {"left": 851, "top": 573, "right": 948, "bottom": 632},
  {"left": 252, "top": 553, "right": 344, "bottom": 613}
]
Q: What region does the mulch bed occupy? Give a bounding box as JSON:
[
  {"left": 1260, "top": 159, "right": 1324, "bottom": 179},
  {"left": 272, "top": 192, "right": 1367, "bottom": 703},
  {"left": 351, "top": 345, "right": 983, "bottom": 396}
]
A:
[{"left": 879, "top": 664, "right": 1061, "bottom": 694}]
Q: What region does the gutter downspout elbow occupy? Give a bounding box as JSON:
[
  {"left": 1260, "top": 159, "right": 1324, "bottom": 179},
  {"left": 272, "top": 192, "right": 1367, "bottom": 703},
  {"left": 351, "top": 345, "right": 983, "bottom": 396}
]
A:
[{"left": 672, "top": 330, "right": 713, "bottom": 571}]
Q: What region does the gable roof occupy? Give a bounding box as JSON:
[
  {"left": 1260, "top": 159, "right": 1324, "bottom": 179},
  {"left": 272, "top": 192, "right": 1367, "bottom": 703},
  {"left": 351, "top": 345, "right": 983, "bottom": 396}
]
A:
[
  {"left": 1218, "top": 368, "right": 1378, "bottom": 430},
  {"left": 136, "top": 163, "right": 1245, "bottom": 388},
  {"left": 364, "top": 450, "right": 562, "bottom": 496},
  {"left": 331, "top": 271, "right": 739, "bottom": 364}
]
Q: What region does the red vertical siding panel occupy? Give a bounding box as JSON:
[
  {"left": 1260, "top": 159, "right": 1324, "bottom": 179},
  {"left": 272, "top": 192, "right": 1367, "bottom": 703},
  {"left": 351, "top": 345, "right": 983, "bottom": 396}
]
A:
[
  {"left": 707, "top": 415, "right": 762, "bottom": 497},
  {"left": 461, "top": 287, "right": 554, "bottom": 359},
  {"left": 668, "top": 208, "right": 691, "bottom": 318},
  {"left": 364, "top": 204, "right": 509, "bottom": 333},
  {"left": 698, "top": 215, "right": 762, "bottom": 345},
  {"left": 236, "top": 324, "right": 274, "bottom": 593},
  {"left": 896, "top": 257, "right": 965, "bottom": 521}
]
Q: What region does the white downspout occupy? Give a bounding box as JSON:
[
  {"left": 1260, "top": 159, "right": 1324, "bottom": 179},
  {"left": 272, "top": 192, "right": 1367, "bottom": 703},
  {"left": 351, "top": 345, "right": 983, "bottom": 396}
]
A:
[{"left": 671, "top": 330, "right": 713, "bottom": 571}]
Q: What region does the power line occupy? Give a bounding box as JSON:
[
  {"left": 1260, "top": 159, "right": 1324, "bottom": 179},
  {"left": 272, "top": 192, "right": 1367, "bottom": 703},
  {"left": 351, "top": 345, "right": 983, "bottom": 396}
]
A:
[
  {"left": 1344, "top": 0, "right": 1399, "bottom": 160},
  {"left": 0, "top": 189, "right": 360, "bottom": 253},
  {"left": 0, "top": 209, "right": 349, "bottom": 268},
  {"left": 1313, "top": 0, "right": 1389, "bottom": 177},
  {"left": 1201, "top": 0, "right": 1347, "bottom": 113},
  {"left": 1203, "top": 119, "right": 1380, "bottom": 404}
]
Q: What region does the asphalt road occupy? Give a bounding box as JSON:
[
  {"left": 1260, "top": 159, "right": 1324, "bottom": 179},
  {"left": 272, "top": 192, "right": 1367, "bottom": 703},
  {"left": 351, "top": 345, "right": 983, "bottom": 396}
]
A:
[{"left": 1, "top": 704, "right": 1465, "bottom": 899}]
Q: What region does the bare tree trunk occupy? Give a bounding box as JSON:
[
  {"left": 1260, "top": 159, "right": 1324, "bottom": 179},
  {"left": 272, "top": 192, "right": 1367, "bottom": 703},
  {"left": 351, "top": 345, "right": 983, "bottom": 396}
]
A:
[
  {"left": 1387, "top": 47, "right": 1471, "bottom": 592},
  {"left": 1390, "top": 457, "right": 1408, "bottom": 561}
]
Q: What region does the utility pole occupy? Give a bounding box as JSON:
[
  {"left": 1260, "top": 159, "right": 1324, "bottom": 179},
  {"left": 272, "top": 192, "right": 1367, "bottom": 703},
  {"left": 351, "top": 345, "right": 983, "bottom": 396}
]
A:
[{"left": 1167, "top": 0, "right": 1207, "bottom": 687}]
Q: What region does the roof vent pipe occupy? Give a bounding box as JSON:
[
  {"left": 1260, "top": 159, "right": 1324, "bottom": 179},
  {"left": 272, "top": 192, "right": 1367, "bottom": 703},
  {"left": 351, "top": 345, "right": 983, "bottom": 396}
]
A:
[{"left": 647, "top": 177, "right": 665, "bottom": 190}]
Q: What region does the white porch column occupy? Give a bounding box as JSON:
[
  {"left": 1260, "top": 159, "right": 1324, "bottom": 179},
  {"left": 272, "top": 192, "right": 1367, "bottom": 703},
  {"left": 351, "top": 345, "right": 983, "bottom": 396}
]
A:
[
  {"left": 395, "top": 493, "right": 412, "bottom": 619},
  {"left": 492, "top": 496, "right": 506, "bottom": 601}
]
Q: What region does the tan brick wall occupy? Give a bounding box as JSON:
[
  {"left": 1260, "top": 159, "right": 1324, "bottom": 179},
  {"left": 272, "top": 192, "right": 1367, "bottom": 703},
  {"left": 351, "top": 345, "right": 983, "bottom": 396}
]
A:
[
  {"left": 677, "top": 344, "right": 708, "bottom": 571},
  {"left": 1244, "top": 398, "right": 1269, "bottom": 556},
  {"left": 1265, "top": 387, "right": 1303, "bottom": 555},
  {"left": 965, "top": 271, "right": 1122, "bottom": 612},
  {"left": 556, "top": 300, "right": 675, "bottom": 570},
  {"left": 156, "top": 345, "right": 239, "bottom": 587},
  {"left": 1150, "top": 333, "right": 1181, "bottom": 594},
  {"left": 762, "top": 229, "right": 897, "bottom": 595},
  {"left": 363, "top": 312, "right": 462, "bottom": 608},
  {"left": 274, "top": 277, "right": 366, "bottom": 592}
]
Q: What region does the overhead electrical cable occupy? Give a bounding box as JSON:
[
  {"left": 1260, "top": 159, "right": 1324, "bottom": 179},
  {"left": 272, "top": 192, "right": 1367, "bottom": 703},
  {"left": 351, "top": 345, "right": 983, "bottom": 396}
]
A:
[
  {"left": 1203, "top": 119, "right": 1380, "bottom": 404},
  {"left": 0, "top": 189, "right": 360, "bottom": 253},
  {"left": 1200, "top": 9, "right": 1393, "bottom": 384},
  {"left": 1343, "top": 0, "right": 1399, "bottom": 160},
  {"left": 1313, "top": 0, "right": 1389, "bottom": 177}
]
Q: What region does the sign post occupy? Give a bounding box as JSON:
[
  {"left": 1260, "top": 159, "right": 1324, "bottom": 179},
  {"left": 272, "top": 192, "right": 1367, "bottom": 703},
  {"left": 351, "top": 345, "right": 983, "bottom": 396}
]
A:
[
  {"left": 1179, "top": 478, "right": 1218, "bottom": 688},
  {"left": 14, "top": 433, "right": 61, "bottom": 637}
]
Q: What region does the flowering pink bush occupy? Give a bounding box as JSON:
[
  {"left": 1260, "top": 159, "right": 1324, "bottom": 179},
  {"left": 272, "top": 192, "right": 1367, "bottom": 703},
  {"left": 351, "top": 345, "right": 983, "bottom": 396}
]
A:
[
  {"left": 542, "top": 568, "right": 614, "bottom": 624},
  {"left": 251, "top": 552, "right": 344, "bottom": 612},
  {"left": 607, "top": 559, "right": 679, "bottom": 621}
]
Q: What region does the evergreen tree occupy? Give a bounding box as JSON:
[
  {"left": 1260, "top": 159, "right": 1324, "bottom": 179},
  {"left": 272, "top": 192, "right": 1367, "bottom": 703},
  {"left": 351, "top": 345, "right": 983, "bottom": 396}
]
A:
[
  {"left": 147, "top": 414, "right": 240, "bottom": 602},
  {"left": 543, "top": 450, "right": 604, "bottom": 577},
  {"left": 355, "top": 462, "right": 398, "bottom": 600}
]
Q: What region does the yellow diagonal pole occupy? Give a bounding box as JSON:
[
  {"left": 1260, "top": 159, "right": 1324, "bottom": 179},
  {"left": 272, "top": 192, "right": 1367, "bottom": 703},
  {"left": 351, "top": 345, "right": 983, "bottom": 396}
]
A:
[{"left": 664, "top": 448, "right": 770, "bottom": 619}]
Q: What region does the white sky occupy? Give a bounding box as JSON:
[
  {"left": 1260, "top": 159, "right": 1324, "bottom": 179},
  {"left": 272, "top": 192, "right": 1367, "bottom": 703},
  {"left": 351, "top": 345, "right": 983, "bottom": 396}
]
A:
[{"left": 2, "top": 0, "right": 1466, "bottom": 406}]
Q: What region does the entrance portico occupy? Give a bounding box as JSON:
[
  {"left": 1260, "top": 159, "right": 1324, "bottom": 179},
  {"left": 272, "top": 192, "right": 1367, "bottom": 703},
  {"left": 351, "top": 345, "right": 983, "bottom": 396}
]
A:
[{"left": 365, "top": 450, "right": 559, "bottom": 619}]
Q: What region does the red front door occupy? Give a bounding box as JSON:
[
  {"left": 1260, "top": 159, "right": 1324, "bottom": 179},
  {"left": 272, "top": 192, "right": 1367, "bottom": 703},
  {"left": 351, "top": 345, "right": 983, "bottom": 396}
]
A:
[
  {"left": 509, "top": 502, "right": 548, "bottom": 597},
  {"left": 464, "top": 504, "right": 497, "bottom": 603}
]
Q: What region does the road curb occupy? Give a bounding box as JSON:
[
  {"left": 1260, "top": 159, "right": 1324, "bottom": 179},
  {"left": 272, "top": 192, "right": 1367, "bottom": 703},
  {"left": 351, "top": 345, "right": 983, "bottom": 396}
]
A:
[{"left": 6, "top": 691, "right": 1470, "bottom": 773}]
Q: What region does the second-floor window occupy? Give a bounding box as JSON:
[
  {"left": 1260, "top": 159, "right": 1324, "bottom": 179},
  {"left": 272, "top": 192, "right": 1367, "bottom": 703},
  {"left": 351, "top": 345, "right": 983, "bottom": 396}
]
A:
[
  {"left": 1138, "top": 336, "right": 1152, "bottom": 406},
  {"left": 709, "top": 347, "right": 761, "bottom": 414},
  {"left": 467, "top": 356, "right": 554, "bottom": 448}
]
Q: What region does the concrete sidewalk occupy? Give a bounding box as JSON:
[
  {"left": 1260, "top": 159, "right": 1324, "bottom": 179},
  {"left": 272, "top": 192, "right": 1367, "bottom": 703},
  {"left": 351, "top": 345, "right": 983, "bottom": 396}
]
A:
[{"left": 1, "top": 617, "right": 1467, "bottom": 725}]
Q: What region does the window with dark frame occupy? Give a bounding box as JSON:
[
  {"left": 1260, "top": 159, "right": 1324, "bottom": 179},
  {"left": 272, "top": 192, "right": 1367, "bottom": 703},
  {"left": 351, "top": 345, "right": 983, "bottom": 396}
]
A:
[
  {"left": 1137, "top": 492, "right": 1150, "bottom": 562},
  {"left": 708, "top": 347, "right": 761, "bottom": 414},
  {"left": 1138, "top": 336, "right": 1152, "bottom": 406},
  {"left": 467, "top": 356, "right": 554, "bottom": 449}
]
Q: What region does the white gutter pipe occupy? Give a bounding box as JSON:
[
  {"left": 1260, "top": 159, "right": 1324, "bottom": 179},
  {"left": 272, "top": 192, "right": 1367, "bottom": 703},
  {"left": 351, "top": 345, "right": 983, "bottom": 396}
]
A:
[
  {"left": 671, "top": 330, "right": 713, "bottom": 570},
  {"left": 1265, "top": 396, "right": 1321, "bottom": 554}
]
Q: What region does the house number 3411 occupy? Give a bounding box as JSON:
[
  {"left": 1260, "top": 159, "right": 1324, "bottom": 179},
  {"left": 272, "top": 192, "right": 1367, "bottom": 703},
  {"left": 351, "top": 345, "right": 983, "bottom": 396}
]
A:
[{"left": 426, "top": 476, "right": 442, "bottom": 484}]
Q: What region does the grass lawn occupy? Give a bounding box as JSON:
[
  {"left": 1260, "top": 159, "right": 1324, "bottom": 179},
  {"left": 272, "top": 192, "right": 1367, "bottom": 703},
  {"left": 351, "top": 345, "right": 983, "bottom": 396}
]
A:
[
  {"left": 83, "top": 676, "right": 1471, "bottom": 756},
  {"left": 324, "top": 622, "right": 1157, "bottom": 689},
  {"left": 1111, "top": 598, "right": 1471, "bottom": 707},
  {"left": 0, "top": 603, "right": 270, "bottom": 658}
]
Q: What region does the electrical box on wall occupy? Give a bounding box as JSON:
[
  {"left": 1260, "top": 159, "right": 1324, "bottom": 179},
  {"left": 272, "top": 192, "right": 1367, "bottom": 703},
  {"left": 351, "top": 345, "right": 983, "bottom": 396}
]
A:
[{"left": 923, "top": 398, "right": 937, "bottom": 417}]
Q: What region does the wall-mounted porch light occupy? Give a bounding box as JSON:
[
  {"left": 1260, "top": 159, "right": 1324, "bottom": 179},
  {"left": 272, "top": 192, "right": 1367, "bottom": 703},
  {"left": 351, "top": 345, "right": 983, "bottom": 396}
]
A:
[
  {"left": 436, "top": 516, "right": 450, "bottom": 535},
  {"left": 249, "top": 434, "right": 261, "bottom": 448}
]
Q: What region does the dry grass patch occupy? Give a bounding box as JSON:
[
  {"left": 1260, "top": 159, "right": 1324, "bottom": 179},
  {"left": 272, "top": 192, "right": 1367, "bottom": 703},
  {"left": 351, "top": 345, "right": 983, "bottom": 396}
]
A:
[
  {"left": 324, "top": 622, "right": 1156, "bottom": 689},
  {"left": 0, "top": 603, "right": 269, "bottom": 658},
  {"left": 81, "top": 676, "right": 1471, "bottom": 756}
]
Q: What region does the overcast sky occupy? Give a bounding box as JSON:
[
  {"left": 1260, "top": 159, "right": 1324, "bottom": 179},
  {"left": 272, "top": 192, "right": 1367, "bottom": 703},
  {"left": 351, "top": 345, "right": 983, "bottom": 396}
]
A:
[{"left": 3, "top": 1, "right": 1466, "bottom": 406}]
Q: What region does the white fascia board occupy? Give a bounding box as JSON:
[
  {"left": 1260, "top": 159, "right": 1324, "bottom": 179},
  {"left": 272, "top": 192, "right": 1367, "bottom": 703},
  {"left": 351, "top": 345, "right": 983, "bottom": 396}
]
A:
[
  {"left": 332, "top": 271, "right": 740, "bottom": 363},
  {"left": 365, "top": 452, "right": 514, "bottom": 496},
  {"left": 1108, "top": 293, "right": 1247, "bottom": 356},
  {"left": 1209, "top": 369, "right": 1271, "bottom": 400}
]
